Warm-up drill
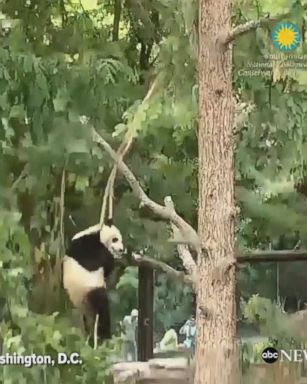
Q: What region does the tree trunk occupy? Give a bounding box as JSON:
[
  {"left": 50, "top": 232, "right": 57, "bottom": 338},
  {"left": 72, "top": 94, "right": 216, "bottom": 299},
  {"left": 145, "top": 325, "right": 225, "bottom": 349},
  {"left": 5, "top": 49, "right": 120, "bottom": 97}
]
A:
[{"left": 195, "top": 0, "right": 238, "bottom": 383}]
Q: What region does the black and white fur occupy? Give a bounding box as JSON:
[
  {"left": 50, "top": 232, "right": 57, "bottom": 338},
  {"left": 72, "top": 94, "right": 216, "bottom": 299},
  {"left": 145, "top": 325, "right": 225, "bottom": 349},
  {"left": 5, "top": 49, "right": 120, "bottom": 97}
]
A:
[{"left": 63, "top": 219, "right": 124, "bottom": 343}]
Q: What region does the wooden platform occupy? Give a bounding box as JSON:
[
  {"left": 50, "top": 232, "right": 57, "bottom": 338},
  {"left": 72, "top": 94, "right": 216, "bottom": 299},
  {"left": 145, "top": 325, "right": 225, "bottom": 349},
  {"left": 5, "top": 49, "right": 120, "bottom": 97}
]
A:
[{"left": 113, "top": 358, "right": 194, "bottom": 384}]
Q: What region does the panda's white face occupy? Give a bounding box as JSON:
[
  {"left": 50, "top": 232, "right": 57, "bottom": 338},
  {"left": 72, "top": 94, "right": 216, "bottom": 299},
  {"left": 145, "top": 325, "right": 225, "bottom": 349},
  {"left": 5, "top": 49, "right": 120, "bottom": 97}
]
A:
[{"left": 100, "top": 224, "right": 124, "bottom": 257}]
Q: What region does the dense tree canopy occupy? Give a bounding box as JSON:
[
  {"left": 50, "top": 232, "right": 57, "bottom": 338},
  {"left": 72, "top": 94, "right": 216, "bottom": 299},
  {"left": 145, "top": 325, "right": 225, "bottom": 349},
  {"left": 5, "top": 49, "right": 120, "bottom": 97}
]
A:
[{"left": 1, "top": 0, "right": 307, "bottom": 382}]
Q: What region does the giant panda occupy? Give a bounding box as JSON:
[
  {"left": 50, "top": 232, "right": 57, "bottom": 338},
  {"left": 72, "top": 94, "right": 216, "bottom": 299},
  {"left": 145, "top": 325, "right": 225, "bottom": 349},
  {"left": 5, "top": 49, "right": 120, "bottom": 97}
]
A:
[{"left": 63, "top": 219, "right": 124, "bottom": 343}]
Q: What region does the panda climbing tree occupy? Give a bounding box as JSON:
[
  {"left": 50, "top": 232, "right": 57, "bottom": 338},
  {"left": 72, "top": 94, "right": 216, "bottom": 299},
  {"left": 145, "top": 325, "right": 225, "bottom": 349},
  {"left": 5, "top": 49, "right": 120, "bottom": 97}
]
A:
[
  {"left": 63, "top": 104, "right": 156, "bottom": 347},
  {"left": 62, "top": 165, "right": 126, "bottom": 347},
  {"left": 62, "top": 219, "right": 124, "bottom": 346}
]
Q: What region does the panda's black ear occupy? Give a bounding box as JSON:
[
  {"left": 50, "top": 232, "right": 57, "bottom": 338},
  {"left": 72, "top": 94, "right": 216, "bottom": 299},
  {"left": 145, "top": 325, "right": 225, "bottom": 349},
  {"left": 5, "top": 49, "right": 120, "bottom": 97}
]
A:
[{"left": 105, "top": 218, "right": 113, "bottom": 227}]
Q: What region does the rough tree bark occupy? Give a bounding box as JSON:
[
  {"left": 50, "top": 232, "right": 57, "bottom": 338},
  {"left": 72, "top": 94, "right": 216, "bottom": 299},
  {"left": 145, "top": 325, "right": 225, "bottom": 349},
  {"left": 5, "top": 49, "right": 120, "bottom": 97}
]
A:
[{"left": 195, "top": 0, "right": 238, "bottom": 383}]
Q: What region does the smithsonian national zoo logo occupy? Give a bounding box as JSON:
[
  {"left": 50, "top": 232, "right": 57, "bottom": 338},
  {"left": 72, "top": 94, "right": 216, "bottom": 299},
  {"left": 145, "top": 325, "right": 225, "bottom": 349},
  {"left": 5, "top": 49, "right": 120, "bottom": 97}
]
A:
[{"left": 272, "top": 22, "right": 301, "bottom": 51}]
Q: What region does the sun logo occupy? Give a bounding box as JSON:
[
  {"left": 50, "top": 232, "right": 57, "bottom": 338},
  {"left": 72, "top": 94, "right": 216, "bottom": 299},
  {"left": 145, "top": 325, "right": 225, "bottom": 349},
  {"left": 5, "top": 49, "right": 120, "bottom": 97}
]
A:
[{"left": 272, "top": 22, "right": 301, "bottom": 51}]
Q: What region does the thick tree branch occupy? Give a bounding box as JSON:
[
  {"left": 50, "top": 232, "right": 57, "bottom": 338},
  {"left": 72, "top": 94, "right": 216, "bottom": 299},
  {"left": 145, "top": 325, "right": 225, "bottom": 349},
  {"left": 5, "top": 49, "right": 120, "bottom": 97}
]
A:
[
  {"left": 224, "top": 5, "right": 307, "bottom": 45},
  {"left": 112, "top": 0, "right": 122, "bottom": 41},
  {"left": 224, "top": 19, "right": 268, "bottom": 44},
  {"left": 132, "top": 250, "right": 307, "bottom": 272},
  {"left": 126, "top": 0, "right": 156, "bottom": 39},
  {"left": 113, "top": 249, "right": 307, "bottom": 293},
  {"left": 164, "top": 196, "right": 197, "bottom": 278},
  {"left": 129, "top": 253, "right": 194, "bottom": 286},
  {"left": 92, "top": 129, "right": 200, "bottom": 251}
]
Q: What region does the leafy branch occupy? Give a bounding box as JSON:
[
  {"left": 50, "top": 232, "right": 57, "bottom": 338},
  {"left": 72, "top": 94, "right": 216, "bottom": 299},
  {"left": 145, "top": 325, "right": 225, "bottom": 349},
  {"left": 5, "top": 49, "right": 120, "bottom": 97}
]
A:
[{"left": 223, "top": 5, "right": 307, "bottom": 44}]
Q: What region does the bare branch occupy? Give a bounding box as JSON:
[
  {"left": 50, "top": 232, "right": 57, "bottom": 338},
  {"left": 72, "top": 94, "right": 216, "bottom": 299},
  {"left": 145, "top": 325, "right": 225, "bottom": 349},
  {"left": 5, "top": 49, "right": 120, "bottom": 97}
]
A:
[
  {"left": 224, "top": 5, "right": 307, "bottom": 45},
  {"left": 224, "top": 19, "right": 266, "bottom": 44},
  {"left": 119, "top": 249, "right": 307, "bottom": 292},
  {"left": 142, "top": 76, "right": 159, "bottom": 102},
  {"left": 11, "top": 165, "right": 28, "bottom": 191},
  {"left": 94, "top": 314, "right": 99, "bottom": 350},
  {"left": 92, "top": 129, "right": 200, "bottom": 251},
  {"left": 164, "top": 196, "right": 197, "bottom": 278},
  {"left": 130, "top": 253, "right": 195, "bottom": 287},
  {"left": 60, "top": 167, "right": 66, "bottom": 252},
  {"left": 99, "top": 75, "right": 159, "bottom": 225}
]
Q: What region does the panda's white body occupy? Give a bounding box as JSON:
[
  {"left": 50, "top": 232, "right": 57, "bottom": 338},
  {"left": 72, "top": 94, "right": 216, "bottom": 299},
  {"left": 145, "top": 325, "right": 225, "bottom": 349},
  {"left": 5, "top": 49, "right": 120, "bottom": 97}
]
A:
[
  {"left": 63, "top": 256, "right": 105, "bottom": 307},
  {"left": 62, "top": 220, "right": 124, "bottom": 343}
]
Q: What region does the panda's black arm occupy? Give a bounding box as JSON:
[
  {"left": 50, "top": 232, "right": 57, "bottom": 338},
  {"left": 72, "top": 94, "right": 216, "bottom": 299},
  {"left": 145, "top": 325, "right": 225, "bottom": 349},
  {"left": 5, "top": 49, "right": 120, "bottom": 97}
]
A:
[
  {"left": 67, "top": 232, "right": 114, "bottom": 273},
  {"left": 99, "top": 245, "right": 115, "bottom": 278}
]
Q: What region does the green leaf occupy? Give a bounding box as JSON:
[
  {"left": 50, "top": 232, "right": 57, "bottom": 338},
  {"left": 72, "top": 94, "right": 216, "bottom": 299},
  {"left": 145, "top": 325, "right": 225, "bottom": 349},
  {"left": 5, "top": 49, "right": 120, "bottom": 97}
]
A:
[
  {"left": 9, "top": 105, "right": 25, "bottom": 119},
  {"left": 75, "top": 176, "right": 89, "bottom": 191},
  {"left": 67, "top": 139, "right": 89, "bottom": 153},
  {"left": 112, "top": 123, "right": 127, "bottom": 137},
  {"left": 53, "top": 97, "right": 68, "bottom": 112}
]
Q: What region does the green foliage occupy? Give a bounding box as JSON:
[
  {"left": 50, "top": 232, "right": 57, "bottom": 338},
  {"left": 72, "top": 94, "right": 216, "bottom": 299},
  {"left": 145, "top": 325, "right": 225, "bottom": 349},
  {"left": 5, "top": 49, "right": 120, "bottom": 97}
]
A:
[
  {"left": 239, "top": 295, "right": 303, "bottom": 370},
  {"left": 155, "top": 273, "right": 194, "bottom": 333},
  {"left": 240, "top": 339, "right": 273, "bottom": 367},
  {"left": 0, "top": 0, "right": 198, "bottom": 380},
  {"left": 1, "top": 0, "right": 307, "bottom": 380},
  {"left": 0, "top": 207, "right": 121, "bottom": 383},
  {"left": 233, "top": 3, "right": 307, "bottom": 287},
  {"left": 242, "top": 295, "right": 301, "bottom": 345}
]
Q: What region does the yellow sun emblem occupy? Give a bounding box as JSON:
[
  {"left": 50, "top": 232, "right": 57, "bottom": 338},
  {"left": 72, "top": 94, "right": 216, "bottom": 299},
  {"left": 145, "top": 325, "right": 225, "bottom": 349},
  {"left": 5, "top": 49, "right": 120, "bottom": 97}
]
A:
[{"left": 272, "top": 22, "right": 301, "bottom": 51}]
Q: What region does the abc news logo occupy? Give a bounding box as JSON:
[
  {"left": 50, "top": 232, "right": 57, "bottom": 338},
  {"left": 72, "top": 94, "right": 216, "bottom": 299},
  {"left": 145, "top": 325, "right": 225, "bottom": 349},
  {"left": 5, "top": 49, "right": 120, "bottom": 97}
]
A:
[
  {"left": 262, "top": 347, "right": 307, "bottom": 364},
  {"left": 262, "top": 347, "right": 279, "bottom": 364}
]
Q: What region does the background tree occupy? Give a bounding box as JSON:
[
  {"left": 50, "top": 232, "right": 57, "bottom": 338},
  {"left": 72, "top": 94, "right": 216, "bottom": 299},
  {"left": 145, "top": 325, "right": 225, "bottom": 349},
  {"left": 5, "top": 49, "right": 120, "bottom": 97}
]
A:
[{"left": 1, "top": 0, "right": 307, "bottom": 383}]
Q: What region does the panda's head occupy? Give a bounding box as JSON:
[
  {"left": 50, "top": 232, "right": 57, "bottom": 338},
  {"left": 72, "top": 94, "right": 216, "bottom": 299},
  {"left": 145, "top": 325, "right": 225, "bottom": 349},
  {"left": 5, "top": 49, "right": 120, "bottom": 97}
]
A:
[{"left": 100, "top": 219, "right": 124, "bottom": 258}]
